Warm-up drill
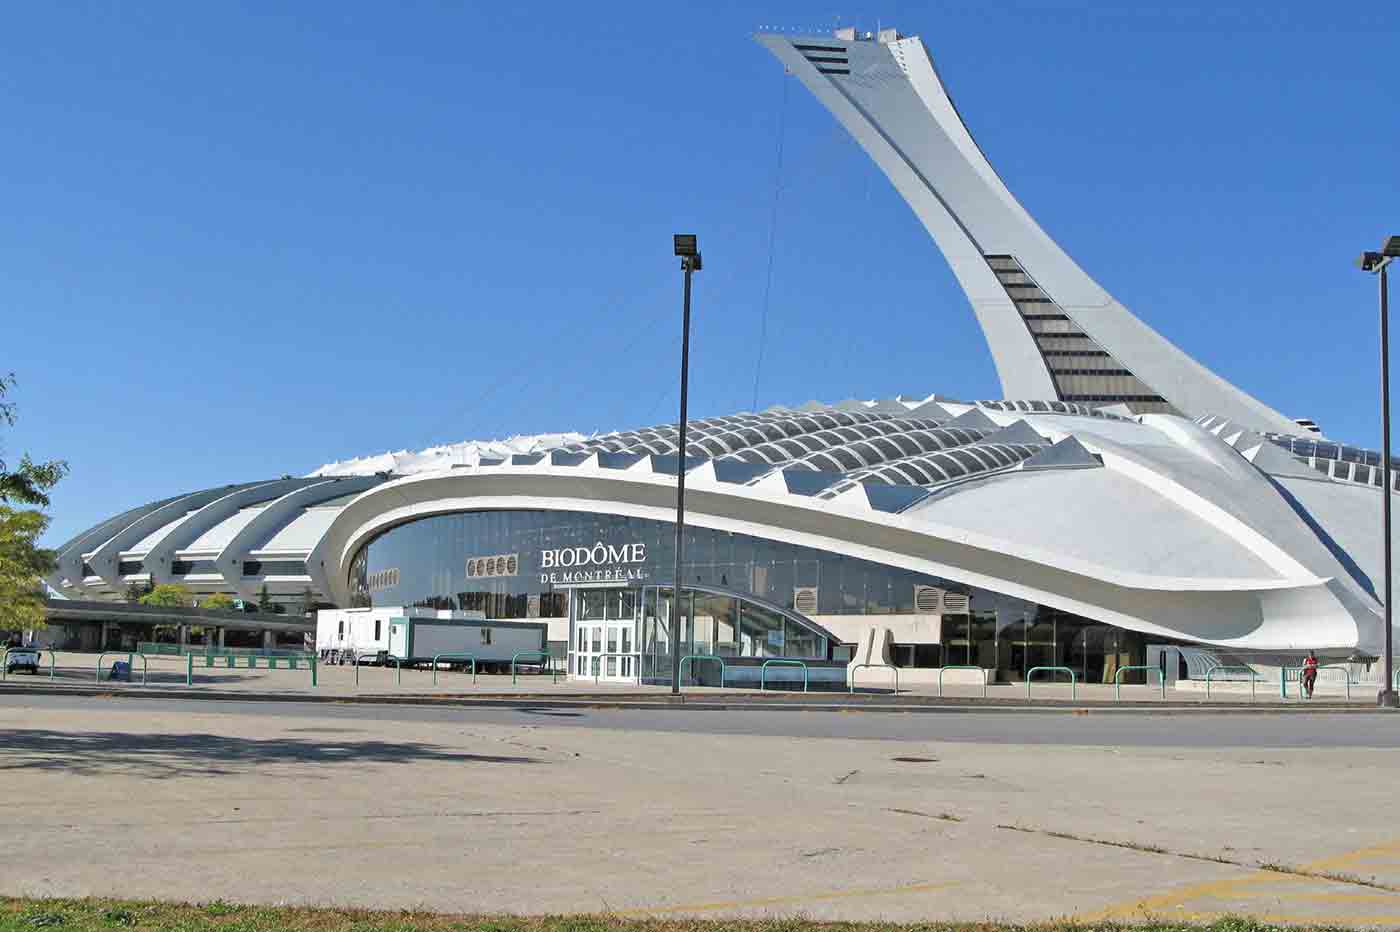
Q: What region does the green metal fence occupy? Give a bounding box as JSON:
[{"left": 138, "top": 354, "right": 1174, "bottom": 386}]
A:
[
  {"left": 511, "top": 650, "right": 559, "bottom": 685},
  {"left": 937, "top": 665, "right": 987, "bottom": 698},
  {"left": 96, "top": 652, "right": 148, "bottom": 685},
  {"left": 1204, "top": 666, "right": 1259, "bottom": 700},
  {"left": 1026, "top": 665, "right": 1076, "bottom": 700},
  {"left": 354, "top": 652, "right": 401, "bottom": 686},
  {"left": 432, "top": 653, "right": 478, "bottom": 686},
  {"left": 849, "top": 663, "right": 898, "bottom": 694},
  {"left": 759, "top": 659, "right": 809, "bottom": 692},
  {"left": 138, "top": 642, "right": 309, "bottom": 659},
  {"left": 1114, "top": 665, "right": 1166, "bottom": 700},
  {"left": 679, "top": 654, "right": 726, "bottom": 689},
  {"left": 1282, "top": 665, "right": 1353, "bottom": 700}
]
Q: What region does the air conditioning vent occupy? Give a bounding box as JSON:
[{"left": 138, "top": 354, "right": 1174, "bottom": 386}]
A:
[
  {"left": 941, "top": 593, "right": 971, "bottom": 614},
  {"left": 913, "top": 585, "right": 943, "bottom": 614},
  {"left": 793, "top": 587, "right": 819, "bottom": 615}
]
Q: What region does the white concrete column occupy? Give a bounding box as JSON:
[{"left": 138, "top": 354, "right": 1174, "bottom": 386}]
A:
[
  {"left": 217, "top": 628, "right": 226, "bottom": 648},
  {"left": 262, "top": 630, "right": 275, "bottom": 650}
]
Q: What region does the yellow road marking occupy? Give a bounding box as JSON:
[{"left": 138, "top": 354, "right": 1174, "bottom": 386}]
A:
[
  {"left": 614, "top": 880, "right": 960, "bottom": 915},
  {"left": 1222, "top": 891, "right": 1400, "bottom": 904},
  {"left": 1078, "top": 836, "right": 1400, "bottom": 922}
]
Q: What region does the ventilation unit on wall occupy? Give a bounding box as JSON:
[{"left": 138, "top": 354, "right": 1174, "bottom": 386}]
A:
[
  {"left": 913, "top": 585, "right": 943, "bottom": 614},
  {"left": 941, "top": 593, "right": 971, "bottom": 614},
  {"left": 793, "top": 587, "right": 819, "bottom": 615}
]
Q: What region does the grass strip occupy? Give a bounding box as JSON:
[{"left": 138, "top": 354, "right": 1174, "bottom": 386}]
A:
[{"left": 0, "top": 898, "right": 1366, "bottom": 932}]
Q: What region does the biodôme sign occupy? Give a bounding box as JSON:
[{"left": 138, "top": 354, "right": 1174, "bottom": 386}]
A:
[{"left": 540, "top": 542, "right": 648, "bottom": 584}]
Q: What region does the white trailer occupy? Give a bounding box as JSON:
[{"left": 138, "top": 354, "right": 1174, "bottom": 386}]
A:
[
  {"left": 316, "top": 607, "right": 486, "bottom": 658},
  {"left": 387, "top": 617, "right": 548, "bottom": 667}
]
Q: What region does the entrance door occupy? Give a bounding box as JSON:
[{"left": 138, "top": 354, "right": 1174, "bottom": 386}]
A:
[{"left": 570, "top": 588, "right": 637, "bottom": 682}]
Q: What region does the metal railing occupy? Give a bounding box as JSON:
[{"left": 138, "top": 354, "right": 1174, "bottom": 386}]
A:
[
  {"left": 1026, "top": 665, "right": 1077, "bottom": 700},
  {"left": 1283, "top": 665, "right": 1352, "bottom": 700},
  {"left": 759, "top": 659, "right": 809, "bottom": 692},
  {"left": 1114, "top": 665, "right": 1166, "bottom": 700},
  {"left": 139, "top": 642, "right": 310, "bottom": 659},
  {"left": 2, "top": 647, "right": 56, "bottom": 681},
  {"left": 432, "top": 653, "right": 478, "bottom": 686},
  {"left": 137, "top": 642, "right": 185, "bottom": 656},
  {"left": 849, "top": 662, "right": 898, "bottom": 694},
  {"left": 184, "top": 651, "right": 316, "bottom": 686},
  {"left": 354, "top": 652, "right": 401, "bottom": 686},
  {"left": 1204, "top": 665, "right": 1259, "bottom": 701},
  {"left": 679, "top": 654, "right": 726, "bottom": 689},
  {"left": 937, "top": 665, "right": 987, "bottom": 698},
  {"left": 588, "top": 652, "right": 641, "bottom": 685},
  {"left": 511, "top": 650, "right": 559, "bottom": 685},
  {"left": 97, "top": 651, "right": 148, "bottom": 686}
]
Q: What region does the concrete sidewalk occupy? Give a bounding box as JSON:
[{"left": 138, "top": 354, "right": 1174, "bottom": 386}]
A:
[
  {"left": 3, "top": 651, "right": 1386, "bottom": 710},
  {"left": 2, "top": 695, "right": 1398, "bottom": 925}
]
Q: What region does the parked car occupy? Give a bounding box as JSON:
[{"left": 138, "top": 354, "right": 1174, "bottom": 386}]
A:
[{"left": 4, "top": 646, "right": 42, "bottom": 675}]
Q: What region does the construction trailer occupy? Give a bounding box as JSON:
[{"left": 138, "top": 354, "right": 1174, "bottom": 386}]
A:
[
  {"left": 387, "top": 615, "right": 547, "bottom": 667},
  {"left": 315, "top": 607, "right": 548, "bottom": 671}
]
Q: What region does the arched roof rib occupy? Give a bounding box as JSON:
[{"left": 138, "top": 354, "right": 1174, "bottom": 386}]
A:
[
  {"left": 561, "top": 408, "right": 951, "bottom": 465},
  {"left": 817, "top": 441, "right": 1047, "bottom": 499},
  {"left": 978, "top": 399, "right": 1132, "bottom": 421},
  {"left": 741, "top": 426, "right": 992, "bottom": 478}
]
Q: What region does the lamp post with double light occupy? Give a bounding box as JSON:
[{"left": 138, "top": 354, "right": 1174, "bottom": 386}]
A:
[
  {"left": 1359, "top": 235, "right": 1400, "bottom": 708},
  {"left": 670, "top": 234, "right": 701, "bottom": 694}
]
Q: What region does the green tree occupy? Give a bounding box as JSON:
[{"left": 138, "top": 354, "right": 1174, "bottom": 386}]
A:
[
  {"left": 201, "top": 592, "right": 235, "bottom": 612},
  {"left": 139, "top": 583, "right": 192, "bottom": 608},
  {"left": 257, "top": 582, "right": 273, "bottom": 613},
  {"left": 0, "top": 374, "right": 67, "bottom": 633},
  {"left": 124, "top": 580, "right": 144, "bottom": 603},
  {"left": 0, "top": 508, "right": 55, "bottom": 632},
  {"left": 1, "top": 374, "right": 68, "bottom": 507}
]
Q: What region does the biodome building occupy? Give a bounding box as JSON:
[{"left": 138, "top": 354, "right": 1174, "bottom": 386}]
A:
[{"left": 46, "top": 27, "right": 1398, "bottom": 688}]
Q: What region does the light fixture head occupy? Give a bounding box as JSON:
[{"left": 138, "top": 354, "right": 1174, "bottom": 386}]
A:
[
  {"left": 673, "top": 233, "right": 698, "bottom": 257},
  {"left": 1359, "top": 251, "right": 1383, "bottom": 272},
  {"left": 1383, "top": 235, "right": 1400, "bottom": 258}
]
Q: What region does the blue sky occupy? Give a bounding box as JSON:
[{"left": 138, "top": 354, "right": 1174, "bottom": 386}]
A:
[{"left": 4, "top": 1, "right": 1396, "bottom": 545}]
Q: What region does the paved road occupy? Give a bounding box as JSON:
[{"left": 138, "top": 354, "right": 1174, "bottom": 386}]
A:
[
  {"left": 3, "top": 692, "right": 1398, "bottom": 747},
  {"left": 5, "top": 692, "right": 1400, "bottom": 924}
]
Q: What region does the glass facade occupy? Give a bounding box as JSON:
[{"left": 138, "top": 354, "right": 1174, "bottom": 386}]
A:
[
  {"left": 935, "top": 606, "right": 1150, "bottom": 684},
  {"left": 347, "top": 508, "right": 1160, "bottom": 684},
  {"left": 347, "top": 509, "right": 967, "bottom": 618},
  {"left": 634, "top": 584, "right": 830, "bottom": 683}
]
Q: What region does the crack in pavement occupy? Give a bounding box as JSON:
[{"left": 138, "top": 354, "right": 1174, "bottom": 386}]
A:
[{"left": 996, "top": 823, "right": 1400, "bottom": 894}]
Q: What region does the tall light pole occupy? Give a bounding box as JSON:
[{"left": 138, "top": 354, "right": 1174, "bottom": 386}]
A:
[
  {"left": 671, "top": 234, "right": 701, "bottom": 695},
  {"left": 1360, "top": 235, "right": 1400, "bottom": 708}
]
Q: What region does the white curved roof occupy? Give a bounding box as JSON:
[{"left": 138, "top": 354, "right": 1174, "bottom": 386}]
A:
[
  {"left": 258, "top": 506, "right": 342, "bottom": 553},
  {"left": 184, "top": 506, "right": 266, "bottom": 553},
  {"left": 900, "top": 468, "right": 1282, "bottom": 585},
  {"left": 124, "top": 511, "right": 196, "bottom": 555},
  {"left": 47, "top": 396, "right": 1397, "bottom": 654}
]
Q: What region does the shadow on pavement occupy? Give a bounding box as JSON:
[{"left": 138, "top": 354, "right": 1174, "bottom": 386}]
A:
[{"left": 0, "top": 729, "right": 539, "bottom": 778}]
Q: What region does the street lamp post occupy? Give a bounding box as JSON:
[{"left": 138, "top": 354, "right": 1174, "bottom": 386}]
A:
[
  {"left": 671, "top": 234, "right": 702, "bottom": 695},
  {"left": 1360, "top": 235, "right": 1400, "bottom": 708}
]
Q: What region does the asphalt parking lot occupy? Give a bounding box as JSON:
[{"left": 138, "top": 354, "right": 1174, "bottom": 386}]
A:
[{"left": 3, "top": 692, "right": 1399, "bottom": 925}]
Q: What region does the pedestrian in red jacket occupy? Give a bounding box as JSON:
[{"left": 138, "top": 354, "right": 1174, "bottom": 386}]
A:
[{"left": 1302, "top": 651, "right": 1319, "bottom": 699}]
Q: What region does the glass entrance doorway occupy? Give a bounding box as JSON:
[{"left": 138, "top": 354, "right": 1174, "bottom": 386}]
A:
[{"left": 569, "top": 587, "right": 638, "bottom": 682}]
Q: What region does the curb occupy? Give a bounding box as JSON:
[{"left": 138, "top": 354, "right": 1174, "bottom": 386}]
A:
[{"left": 1, "top": 681, "right": 1390, "bottom": 714}]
